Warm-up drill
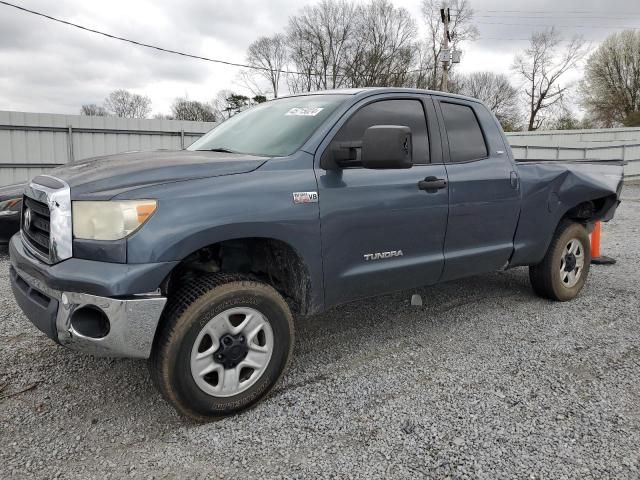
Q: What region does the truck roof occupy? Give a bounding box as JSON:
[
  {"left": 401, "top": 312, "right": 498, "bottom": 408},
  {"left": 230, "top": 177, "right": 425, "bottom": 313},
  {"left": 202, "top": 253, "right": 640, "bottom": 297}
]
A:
[{"left": 284, "top": 87, "right": 480, "bottom": 104}]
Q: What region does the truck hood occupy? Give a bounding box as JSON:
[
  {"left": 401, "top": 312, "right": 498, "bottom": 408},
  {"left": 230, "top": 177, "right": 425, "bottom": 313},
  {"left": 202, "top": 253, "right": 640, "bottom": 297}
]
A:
[
  {"left": 0, "top": 182, "right": 26, "bottom": 200},
  {"left": 45, "top": 150, "right": 269, "bottom": 199}
]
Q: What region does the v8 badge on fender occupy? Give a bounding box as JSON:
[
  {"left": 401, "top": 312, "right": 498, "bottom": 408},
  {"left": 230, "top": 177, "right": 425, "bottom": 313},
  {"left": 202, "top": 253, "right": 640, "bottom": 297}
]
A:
[{"left": 292, "top": 192, "right": 318, "bottom": 204}]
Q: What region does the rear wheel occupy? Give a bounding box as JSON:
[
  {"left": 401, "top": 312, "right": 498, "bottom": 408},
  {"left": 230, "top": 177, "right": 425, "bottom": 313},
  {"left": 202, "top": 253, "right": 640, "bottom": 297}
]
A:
[
  {"left": 529, "top": 221, "right": 591, "bottom": 301},
  {"left": 149, "top": 274, "right": 294, "bottom": 421}
]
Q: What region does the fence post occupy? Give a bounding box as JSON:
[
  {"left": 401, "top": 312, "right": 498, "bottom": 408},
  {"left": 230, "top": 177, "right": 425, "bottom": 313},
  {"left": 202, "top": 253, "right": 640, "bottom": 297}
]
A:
[
  {"left": 180, "top": 129, "right": 185, "bottom": 150},
  {"left": 583, "top": 147, "right": 587, "bottom": 160},
  {"left": 66, "top": 125, "right": 74, "bottom": 164},
  {"left": 525, "top": 145, "right": 529, "bottom": 159},
  {"left": 556, "top": 145, "right": 560, "bottom": 160}
]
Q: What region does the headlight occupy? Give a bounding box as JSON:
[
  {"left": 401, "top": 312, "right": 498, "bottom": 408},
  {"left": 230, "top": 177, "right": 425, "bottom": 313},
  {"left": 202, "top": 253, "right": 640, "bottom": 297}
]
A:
[
  {"left": 72, "top": 200, "right": 157, "bottom": 240},
  {"left": 0, "top": 198, "right": 21, "bottom": 217}
]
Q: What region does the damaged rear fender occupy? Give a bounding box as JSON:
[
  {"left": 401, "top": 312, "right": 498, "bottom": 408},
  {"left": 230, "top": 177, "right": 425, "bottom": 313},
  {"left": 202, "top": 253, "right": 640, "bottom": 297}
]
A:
[{"left": 509, "top": 161, "right": 624, "bottom": 268}]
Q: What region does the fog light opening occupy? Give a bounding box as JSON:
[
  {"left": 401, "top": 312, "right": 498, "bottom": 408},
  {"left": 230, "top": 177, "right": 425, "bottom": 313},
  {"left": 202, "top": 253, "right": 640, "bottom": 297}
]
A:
[{"left": 70, "top": 306, "right": 110, "bottom": 339}]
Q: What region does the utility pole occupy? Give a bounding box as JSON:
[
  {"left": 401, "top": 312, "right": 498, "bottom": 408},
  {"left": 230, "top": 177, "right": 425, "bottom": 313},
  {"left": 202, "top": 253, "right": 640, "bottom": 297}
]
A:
[{"left": 440, "top": 7, "right": 451, "bottom": 92}]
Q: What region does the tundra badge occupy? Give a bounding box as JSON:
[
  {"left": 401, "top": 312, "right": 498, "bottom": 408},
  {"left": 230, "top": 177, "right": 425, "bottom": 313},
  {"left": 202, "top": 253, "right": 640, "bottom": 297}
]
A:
[{"left": 363, "top": 250, "right": 404, "bottom": 261}]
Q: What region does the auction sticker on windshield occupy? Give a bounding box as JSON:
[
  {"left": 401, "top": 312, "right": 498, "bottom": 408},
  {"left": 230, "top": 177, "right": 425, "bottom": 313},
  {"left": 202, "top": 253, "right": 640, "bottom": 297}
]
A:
[{"left": 286, "top": 107, "right": 324, "bottom": 116}]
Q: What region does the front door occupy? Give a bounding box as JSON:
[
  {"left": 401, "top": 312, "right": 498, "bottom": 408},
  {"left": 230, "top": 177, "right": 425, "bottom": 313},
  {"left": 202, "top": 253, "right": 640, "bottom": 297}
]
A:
[{"left": 316, "top": 96, "right": 449, "bottom": 307}]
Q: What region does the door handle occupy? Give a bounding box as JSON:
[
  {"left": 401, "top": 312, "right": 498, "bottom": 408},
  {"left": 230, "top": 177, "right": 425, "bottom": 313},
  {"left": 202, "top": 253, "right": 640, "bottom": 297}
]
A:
[
  {"left": 418, "top": 176, "right": 447, "bottom": 193},
  {"left": 510, "top": 171, "right": 519, "bottom": 189}
]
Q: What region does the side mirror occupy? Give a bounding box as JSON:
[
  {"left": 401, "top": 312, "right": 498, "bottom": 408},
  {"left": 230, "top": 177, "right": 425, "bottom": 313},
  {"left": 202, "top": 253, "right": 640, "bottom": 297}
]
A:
[
  {"left": 361, "top": 126, "right": 412, "bottom": 169},
  {"left": 321, "top": 140, "right": 364, "bottom": 170}
]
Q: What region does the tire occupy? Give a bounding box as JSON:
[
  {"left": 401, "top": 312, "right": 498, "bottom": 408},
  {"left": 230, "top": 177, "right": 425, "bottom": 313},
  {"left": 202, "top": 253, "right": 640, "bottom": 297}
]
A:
[
  {"left": 529, "top": 221, "right": 591, "bottom": 301},
  {"left": 149, "top": 273, "right": 294, "bottom": 421}
]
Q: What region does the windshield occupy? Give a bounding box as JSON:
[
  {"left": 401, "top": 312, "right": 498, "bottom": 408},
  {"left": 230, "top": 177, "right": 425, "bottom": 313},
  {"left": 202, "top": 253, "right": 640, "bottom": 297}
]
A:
[{"left": 188, "top": 94, "right": 348, "bottom": 157}]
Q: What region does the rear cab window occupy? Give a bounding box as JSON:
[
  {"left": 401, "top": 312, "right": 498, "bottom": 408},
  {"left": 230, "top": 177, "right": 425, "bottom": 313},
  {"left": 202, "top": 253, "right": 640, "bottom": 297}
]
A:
[{"left": 440, "top": 102, "right": 488, "bottom": 163}]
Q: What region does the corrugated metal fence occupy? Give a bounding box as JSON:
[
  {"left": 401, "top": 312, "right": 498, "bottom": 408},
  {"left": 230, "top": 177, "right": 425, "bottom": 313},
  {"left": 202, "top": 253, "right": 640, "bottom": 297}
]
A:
[
  {"left": 506, "top": 127, "right": 640, "bottom": 179},
  {"left": 1, "top": 110, "right": 639, "bottom": 187},
  {"left": 0, "top": 110, "right": 216, "bottom": 186},
  {"left": 506, "top": 127, "right": 640, "bottom": 146}
]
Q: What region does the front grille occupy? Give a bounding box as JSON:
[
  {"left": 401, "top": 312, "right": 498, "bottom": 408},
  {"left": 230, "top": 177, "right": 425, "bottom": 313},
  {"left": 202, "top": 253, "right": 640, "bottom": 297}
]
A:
[{"left": 22, "top": 195, "right": 51, "bottom": 258}]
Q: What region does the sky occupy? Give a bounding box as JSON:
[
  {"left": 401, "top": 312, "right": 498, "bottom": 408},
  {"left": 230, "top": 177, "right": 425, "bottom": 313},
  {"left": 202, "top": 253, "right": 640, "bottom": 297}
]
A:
[{"left": 0, "top": 0, "right": 638, "bottom": 116}]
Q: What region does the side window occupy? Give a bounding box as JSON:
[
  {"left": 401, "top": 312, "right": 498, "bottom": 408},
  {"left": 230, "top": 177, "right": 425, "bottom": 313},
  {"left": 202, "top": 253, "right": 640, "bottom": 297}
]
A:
[
  {"left": 331, "top": 99, "right": 429, "bottom": 164},
  {"left": 440, "top": 102, "right": 488, "bottom": 162}
]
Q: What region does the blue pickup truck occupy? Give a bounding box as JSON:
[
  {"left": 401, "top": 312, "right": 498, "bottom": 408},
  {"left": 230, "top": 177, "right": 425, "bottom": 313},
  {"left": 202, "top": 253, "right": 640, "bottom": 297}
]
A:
[{"left": 9, "top": 88, "right": 623, "bottom": 420}]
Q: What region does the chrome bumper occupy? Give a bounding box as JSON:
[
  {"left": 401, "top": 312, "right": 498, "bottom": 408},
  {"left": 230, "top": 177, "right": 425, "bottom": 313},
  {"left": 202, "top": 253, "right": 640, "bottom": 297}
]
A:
[{"left": 13, "top": 265, "right": 167, "bottom": 359}]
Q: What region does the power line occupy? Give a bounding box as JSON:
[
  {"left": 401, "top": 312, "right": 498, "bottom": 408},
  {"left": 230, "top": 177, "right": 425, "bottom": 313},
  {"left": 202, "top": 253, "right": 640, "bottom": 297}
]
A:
[
  {"left": 0, "top": 0, "right": 614, "bottom": 81},
  {"left": 474, "top": 20, "right": 639, "bottom": 29},
  {"left": 473, "top": 14, "right": 640, "bottom": 20},
  {"left": 0, "top": 0, "right": 435, "bottom": 78},
  {"left": 436, "top": 7, "right": 639, "bottom": 31},
  {"left": 0, "top": 0, "right": 307, "bottom": 76},
  {"left": 477, "top": 37, "right": 578, "bottom": 42},
  {"left": 473, "top": 8, "right": 640, "bottom": 15}
]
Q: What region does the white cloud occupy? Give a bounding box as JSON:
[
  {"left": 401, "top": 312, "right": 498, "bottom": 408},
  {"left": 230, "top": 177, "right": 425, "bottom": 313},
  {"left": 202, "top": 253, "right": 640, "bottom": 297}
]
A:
[{"left": 0, "top": 0, "right": 634, "bottom": 115}]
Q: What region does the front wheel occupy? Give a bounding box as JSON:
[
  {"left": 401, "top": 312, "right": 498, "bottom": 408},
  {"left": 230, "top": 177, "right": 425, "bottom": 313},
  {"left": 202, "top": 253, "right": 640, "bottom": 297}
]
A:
[
  {"left": 529, "top": 221, "right": 591, "bottom": 301},
  {"left": 149, "top": 274, "right": 294, "bottom": 421}
]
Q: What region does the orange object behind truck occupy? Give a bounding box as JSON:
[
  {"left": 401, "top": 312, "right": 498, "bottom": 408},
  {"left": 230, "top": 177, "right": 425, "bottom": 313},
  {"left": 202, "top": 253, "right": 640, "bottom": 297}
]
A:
[{"left": 591, "top": 221, "right": 616, "bottom": 265}]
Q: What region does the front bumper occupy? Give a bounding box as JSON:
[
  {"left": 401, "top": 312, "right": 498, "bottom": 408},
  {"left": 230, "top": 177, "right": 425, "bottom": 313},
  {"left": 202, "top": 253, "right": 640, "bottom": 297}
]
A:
[{"left": 9, "top": 235, "right": 169, "bottom": 358}]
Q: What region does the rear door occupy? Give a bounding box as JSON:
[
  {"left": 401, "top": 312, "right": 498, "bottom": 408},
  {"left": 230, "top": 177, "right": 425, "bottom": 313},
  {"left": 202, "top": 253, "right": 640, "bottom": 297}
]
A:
[
  {"left": 316, "top": 94, "right": 449, "bottom": 307},
  {"left": 434, "top": 97, "right": 520, "bottom": 281}
]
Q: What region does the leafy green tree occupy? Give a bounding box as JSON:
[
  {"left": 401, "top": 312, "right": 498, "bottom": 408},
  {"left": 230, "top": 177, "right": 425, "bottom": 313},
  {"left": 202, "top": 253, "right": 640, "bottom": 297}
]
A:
[
  {"left": 226, "top": 94, "right": 250, "bottom": 115},
  {"left": 551, "top": 114, "right": 582, "bottom": 130},
  {"left": 581, "top": 30, "right": 640, "bottom": 127},
  {"left": 623, "top": 112, "right": 640, "bottom": 127}
]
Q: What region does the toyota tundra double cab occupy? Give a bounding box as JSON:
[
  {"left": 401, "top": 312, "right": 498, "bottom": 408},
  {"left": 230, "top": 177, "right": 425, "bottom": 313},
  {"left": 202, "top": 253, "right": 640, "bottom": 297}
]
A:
[{"left": 9, "top": 88, "right": 623, "bottom": 420}]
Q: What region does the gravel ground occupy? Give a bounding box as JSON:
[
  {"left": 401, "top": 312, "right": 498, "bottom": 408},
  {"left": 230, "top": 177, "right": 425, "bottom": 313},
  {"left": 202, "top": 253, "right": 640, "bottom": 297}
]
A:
[{"left": 1, "top": 186, "right": 639, "bottom": 480}]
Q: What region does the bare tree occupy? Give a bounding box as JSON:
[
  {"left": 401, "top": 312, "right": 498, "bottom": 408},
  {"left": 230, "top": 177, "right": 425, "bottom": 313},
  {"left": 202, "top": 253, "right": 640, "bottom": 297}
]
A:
[
  {"left": 286, "top": 25, "right": 320, "bottom": 93},
  {"left": 212, "top": 90, "right": 234, "bottom": 119},
  {"left": 171, "top": 98, "right": 217, "bottom": 122},
  {"left": 80, "top": 104, "right": 108, "bottom": 116},
  {"left": 345, "top": 0, "right": 418, "bottom": 87},
  {"left": 457, "top": 72, "right": 521, "bottom": 131},
  {"left": 286, "top": 0, "right": 357, "bottom": 91},
  {"left": 104, "top": 89, "right": 152, "bottom": 118},
  {"left": 237, "top": 70, "right": 267, "bottom": 98},
  {"left": 580, "top": 30, "right": 640, "bottom": 127},
  {"left": 512, "top": 28, "right": 587, "bottom": 131},
  {"left": 418, "top": 0, "right": 477, "bottom": 90},
  {"left": 265, "top": 0, "right": 474, "bottom": 94},
  {"left": 246, "top": 34, "right": 287, "bottom": 98},
  {"left": 153, "top": 113, "right": 174, "bottom": 120}
]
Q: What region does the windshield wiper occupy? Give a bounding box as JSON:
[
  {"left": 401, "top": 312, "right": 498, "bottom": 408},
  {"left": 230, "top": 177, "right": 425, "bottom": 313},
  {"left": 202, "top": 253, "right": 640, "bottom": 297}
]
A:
[{"left": 197, "top": 147, "right": 241, "bottom": 154}]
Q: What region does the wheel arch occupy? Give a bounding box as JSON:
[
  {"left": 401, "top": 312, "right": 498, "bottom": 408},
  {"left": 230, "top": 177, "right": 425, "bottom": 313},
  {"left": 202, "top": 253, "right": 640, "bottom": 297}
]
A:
[
  {"left": 159, "top": 235, "right": 320, "bottom": 316},
  {"left": 560, "top": 193, "right": 620, "bottom": 226},
  {"left": 510, "top": 191, "right": 619, "bottom": 268}
]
